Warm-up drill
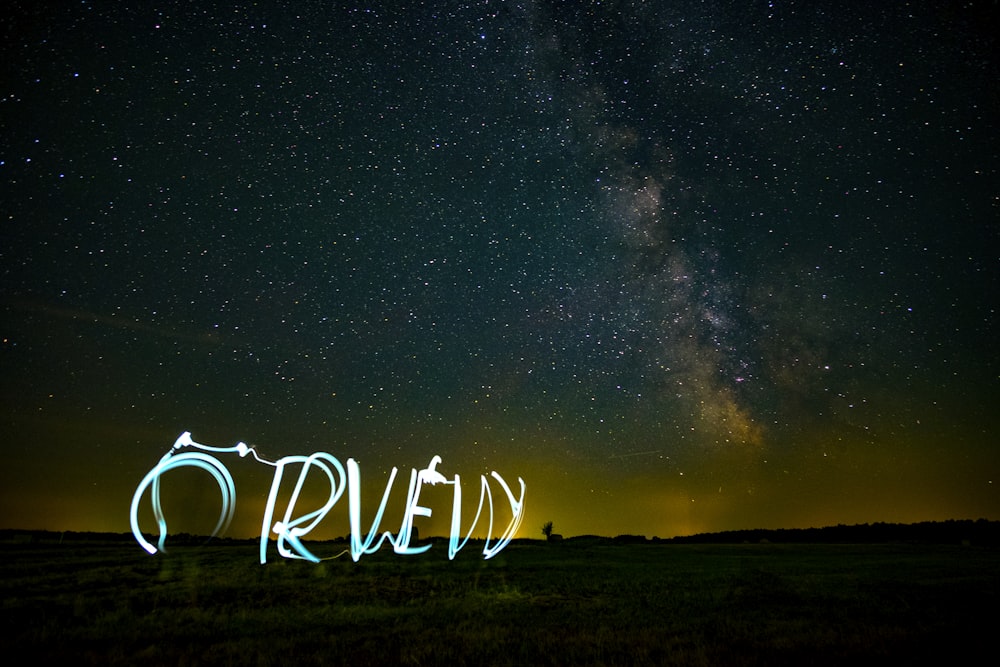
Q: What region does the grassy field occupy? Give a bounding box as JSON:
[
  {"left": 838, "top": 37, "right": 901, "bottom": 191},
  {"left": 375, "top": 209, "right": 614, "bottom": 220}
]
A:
[{"left": 2, "top": 539, "right": 997, "bottom": 665}]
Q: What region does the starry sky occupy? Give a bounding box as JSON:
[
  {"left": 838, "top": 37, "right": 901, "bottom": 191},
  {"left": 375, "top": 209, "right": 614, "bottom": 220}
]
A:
[{"left": 1, "top": 1, "right": 997, "bottom": 542}]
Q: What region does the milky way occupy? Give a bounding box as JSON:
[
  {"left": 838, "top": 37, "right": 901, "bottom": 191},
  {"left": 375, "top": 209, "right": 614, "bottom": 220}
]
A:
[{"left": 1, "top": 1, "right": 997, "bottom": 539}]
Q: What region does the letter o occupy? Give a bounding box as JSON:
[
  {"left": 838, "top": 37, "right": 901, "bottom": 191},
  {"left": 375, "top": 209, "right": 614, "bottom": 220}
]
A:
[{"left": 130, "top": 452, "right": 236, "bottom": 555}]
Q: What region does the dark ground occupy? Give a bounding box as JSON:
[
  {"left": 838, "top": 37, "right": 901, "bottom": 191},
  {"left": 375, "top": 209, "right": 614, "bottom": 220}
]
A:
[{"left": 2, "top": 538, "right": 997, "bottom": 665}]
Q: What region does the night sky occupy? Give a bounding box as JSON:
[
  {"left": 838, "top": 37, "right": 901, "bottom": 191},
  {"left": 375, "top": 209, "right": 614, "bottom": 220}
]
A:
[{"left": 2, "top": 1, "right": 997, "bottom": 543}]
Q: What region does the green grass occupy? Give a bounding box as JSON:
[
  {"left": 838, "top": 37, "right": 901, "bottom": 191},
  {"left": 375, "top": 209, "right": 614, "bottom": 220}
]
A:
[{"left": 2, "top": 541, "right": 997, "bottom": 665}]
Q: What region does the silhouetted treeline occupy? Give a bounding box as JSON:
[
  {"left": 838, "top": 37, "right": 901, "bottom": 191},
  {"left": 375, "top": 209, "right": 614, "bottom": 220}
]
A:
[
  {"left": 0, "top": 530, "right": 254, "bottom": 545},
  {"left": 658, "top": 519, "right": 1000, "bottom": 546},
  {"left": 551, "top": 520, "right": 1000, "bottom": 546},
  {"left": 3, "top": 519, "right": 999, "bottom": 547}
]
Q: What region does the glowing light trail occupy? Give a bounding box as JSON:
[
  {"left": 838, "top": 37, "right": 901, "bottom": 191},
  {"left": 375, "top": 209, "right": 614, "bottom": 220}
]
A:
[{"left": 130, "top": 432, "right": 526, "bottom": 563}]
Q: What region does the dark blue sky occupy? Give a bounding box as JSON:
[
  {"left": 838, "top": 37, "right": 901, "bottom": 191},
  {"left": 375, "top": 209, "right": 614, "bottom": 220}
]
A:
[{"left": 1, "top": 1, "right": 997, "bottom": 539}]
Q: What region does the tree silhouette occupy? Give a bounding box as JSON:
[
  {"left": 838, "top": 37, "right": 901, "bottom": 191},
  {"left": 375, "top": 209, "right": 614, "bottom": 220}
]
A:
[{"left": 541, "top": 521, "right": 553, "bottom": 539}]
